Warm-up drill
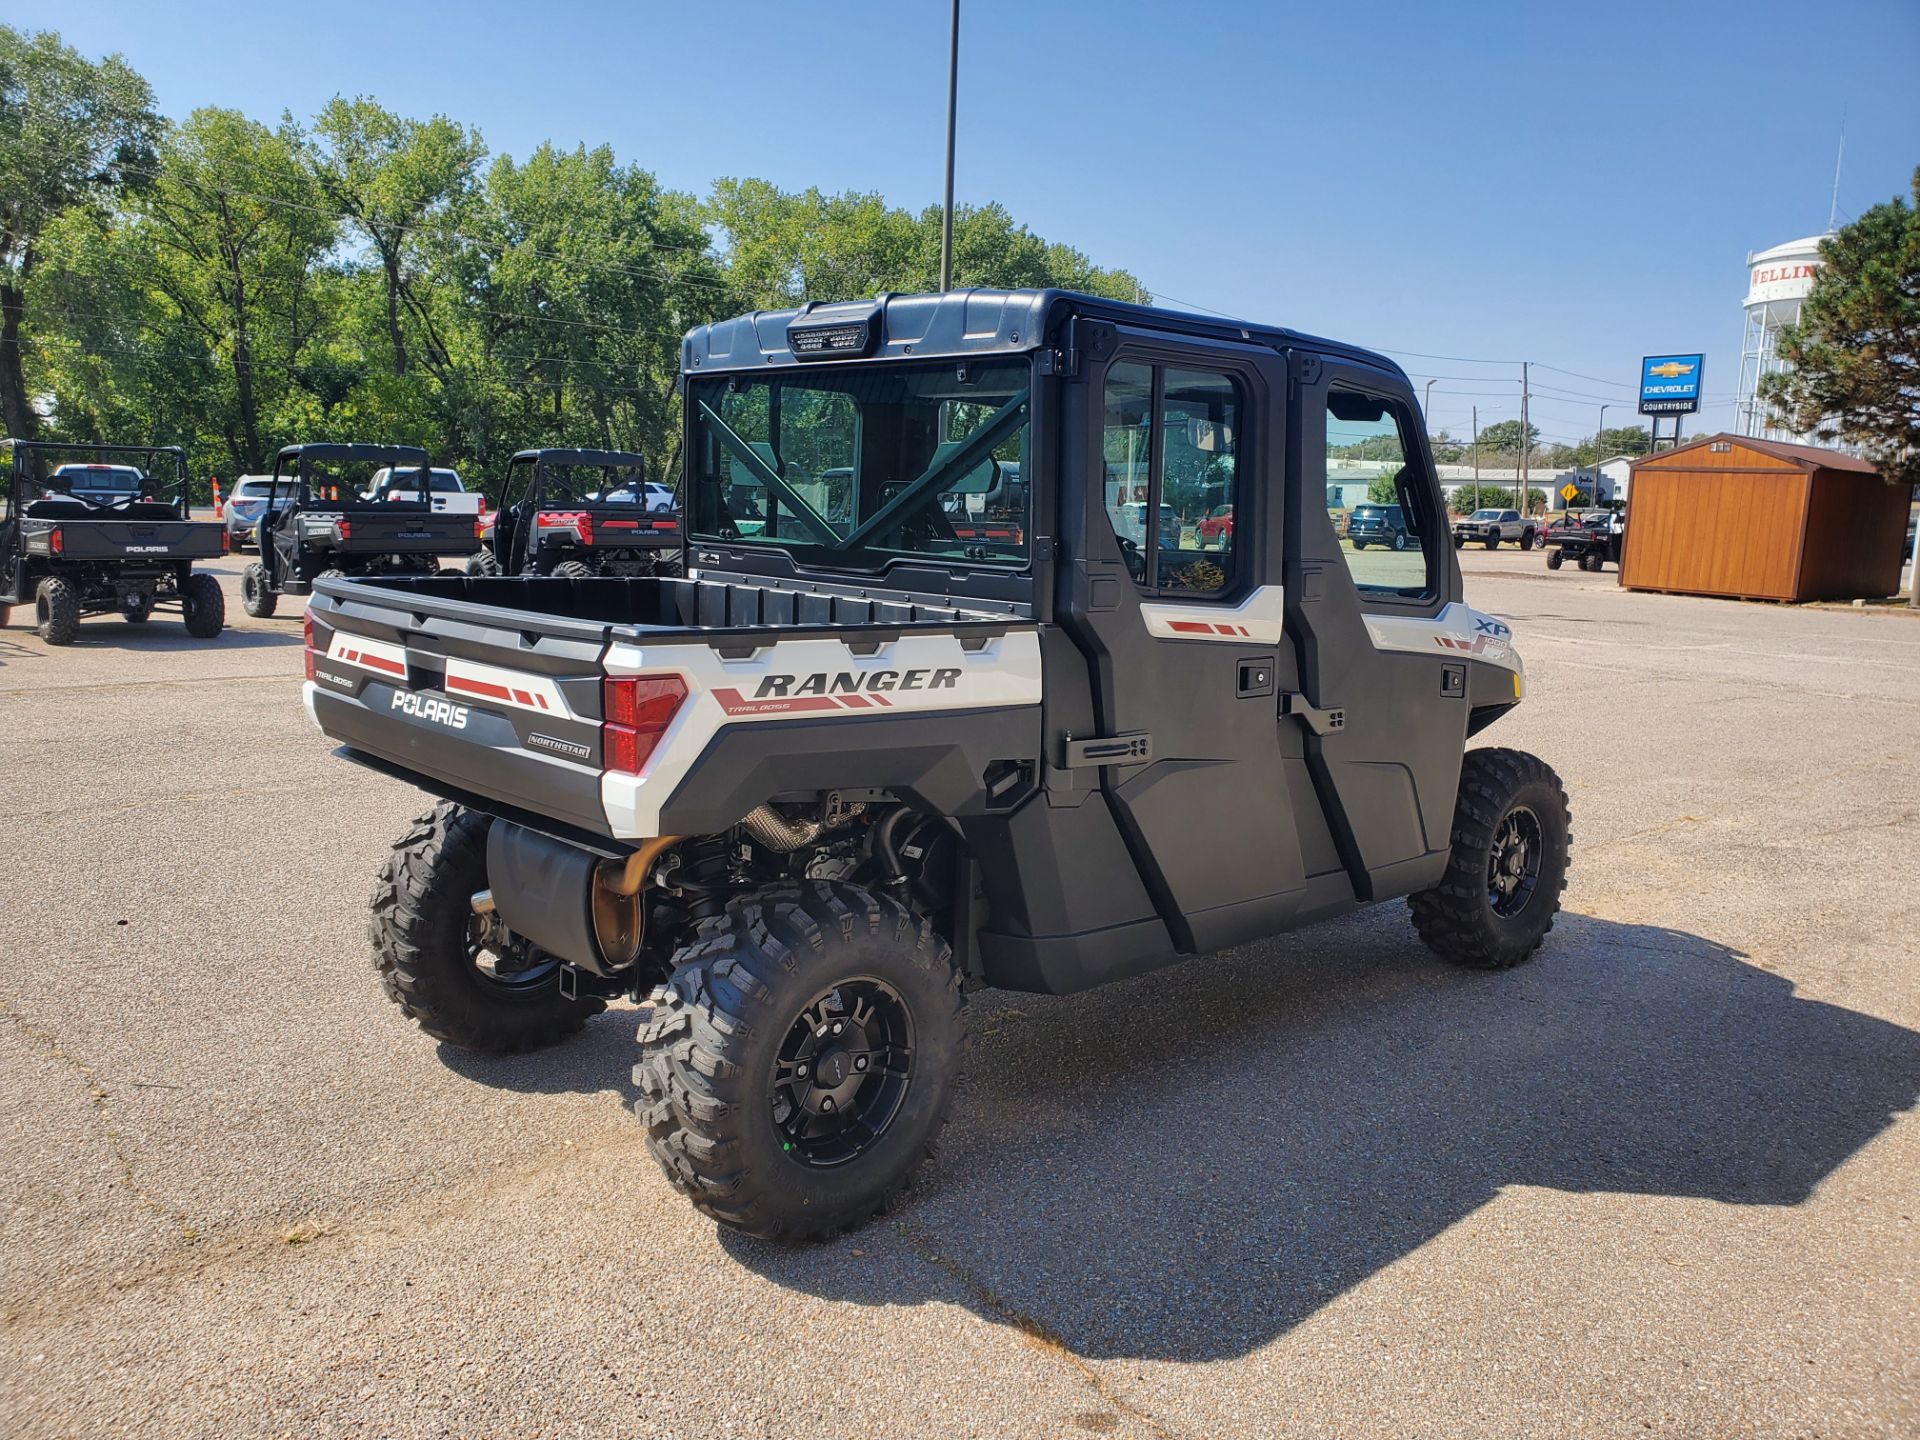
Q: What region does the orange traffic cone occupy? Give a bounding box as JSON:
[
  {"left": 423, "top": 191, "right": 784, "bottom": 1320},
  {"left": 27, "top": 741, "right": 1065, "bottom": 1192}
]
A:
[{"left": 211, "top": 476, "right": 223, "bottom": 518}]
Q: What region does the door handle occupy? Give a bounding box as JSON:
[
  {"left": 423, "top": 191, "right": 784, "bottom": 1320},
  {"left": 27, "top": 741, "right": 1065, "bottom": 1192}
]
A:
[{"left": 1280, "top": 693, "right": 1345, "bottom": 735}]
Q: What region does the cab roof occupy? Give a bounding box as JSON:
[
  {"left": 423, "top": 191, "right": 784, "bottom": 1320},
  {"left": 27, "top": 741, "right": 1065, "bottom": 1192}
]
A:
[{"left": 681, "top": 288, "right": 1406, "bottom": 381}]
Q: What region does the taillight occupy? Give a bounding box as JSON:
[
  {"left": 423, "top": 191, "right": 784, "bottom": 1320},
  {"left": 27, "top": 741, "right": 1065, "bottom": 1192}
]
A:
[
  {"left": 474, "top": 516, "right": 486, "bottom": 542},
  {"left": 601, "top": 674, "right": 687, "bottom": 775},
  {"left": 303, "top": 613, "right": 316, "bottom": 681},
  {"left": 651, "top": 518, "right": 678, "bottom": 531},
  {"left": 221, "top": 528, "right": 231, "bottom": 555},
  {"left": 337, "top": 518, "right": 352, "bottom": 540},
  {"left": 48, "top": 527, "right": 63, "bottom": 554}
]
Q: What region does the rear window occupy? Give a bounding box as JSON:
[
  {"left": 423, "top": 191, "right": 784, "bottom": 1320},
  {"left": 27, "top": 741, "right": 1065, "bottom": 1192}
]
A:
[{"left": 381, "top": 469, "right": 462, "bottom": 493}]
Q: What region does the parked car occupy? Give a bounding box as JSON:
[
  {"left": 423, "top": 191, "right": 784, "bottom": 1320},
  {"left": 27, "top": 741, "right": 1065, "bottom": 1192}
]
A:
[
  {"left": 1452, "top": 508, "right": 1539, "bottom": 550},
  {"left": 1347, "top": 502, "right": 1411, "bottom": 550},
  {"left": 223, "top": 475, "right": 283, "bottom": 550},
  {"left": 1196, "top": 503, "right": 1234, "bottom": 549},
  {"left": 47, "top": 463, "right": 147, "bottom": 506},
  {"left": 365, "top": 466, "right": 483, "bottom": 516},
  {"left": 592, "top": 480, "right": 678, "bottom": 513},
  {"left": 1115, "top": 501, "right": 1181, "bottom": 550}
]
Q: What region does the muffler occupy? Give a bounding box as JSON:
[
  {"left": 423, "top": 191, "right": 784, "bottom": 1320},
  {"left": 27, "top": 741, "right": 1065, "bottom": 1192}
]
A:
[{"left": 484, "top": 823, "right": 679, "bottom": 975}]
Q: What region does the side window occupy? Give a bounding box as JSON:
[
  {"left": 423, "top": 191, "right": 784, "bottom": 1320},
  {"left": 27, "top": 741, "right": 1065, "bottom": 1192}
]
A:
[
  {"left": 1326, "top": 386, "right": 1439, "bottom": 601},
  {"left": 1099, "top": 361, "right": 1242, "bottom": 596}
]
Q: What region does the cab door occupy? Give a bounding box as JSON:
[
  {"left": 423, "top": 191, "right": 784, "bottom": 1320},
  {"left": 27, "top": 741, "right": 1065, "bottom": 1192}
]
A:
[
  {"left": 1282, "top": 353, "right": 1473, "bottom": 900},
  {"left": 1056, "top": 332, "right": 1309, "bottom": 954}
]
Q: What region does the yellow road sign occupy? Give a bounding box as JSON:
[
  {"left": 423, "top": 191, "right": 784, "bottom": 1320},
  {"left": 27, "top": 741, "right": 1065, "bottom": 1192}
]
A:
[{"left": 1560, "top": 483, "right": 1579, "bottom": 503}]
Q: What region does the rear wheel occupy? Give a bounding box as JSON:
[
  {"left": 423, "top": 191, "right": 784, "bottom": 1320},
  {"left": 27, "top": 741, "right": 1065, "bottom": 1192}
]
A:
[
  {"left": 370, "top": 802, "right": 604, "bottom": 1052},
  {"left": 1411, "top": 748, "right": 1570, "bottom": 970},
  {"left": 1520, "top": 529, "right": 1537, "bottom": 551},
  {"left": 35, "top": 577, "right": 79, "bottom": 645},
  {"left": 553, "top": 559, "right": 595, "bottom": 580},
  {"left": 1546, "top": 548, "right": 1564, "bottom": 570},
  {"left": 465, "top": 547, "right": 502, "bottom": 577},
  {"left": 1391, "top": 530, "right": 1408, "bottom": 552},
  {"left": 634, "top": 881, "right": 965, "bottom": 1239},
  {"left": 182, "top": 572, "right": 225, "bottom": 638},
  {"left": 241, "top": 562, "right": 277, "bottom": 618}
]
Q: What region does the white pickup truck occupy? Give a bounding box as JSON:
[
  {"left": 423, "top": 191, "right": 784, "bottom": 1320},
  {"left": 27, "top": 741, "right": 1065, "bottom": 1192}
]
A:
[{"left": 366, "top": 466, "right": 484, "bottom": 517}]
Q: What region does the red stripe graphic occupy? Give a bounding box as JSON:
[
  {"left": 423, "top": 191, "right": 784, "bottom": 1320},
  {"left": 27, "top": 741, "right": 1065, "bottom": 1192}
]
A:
[
  {"left": 448, "top": 674, "right": 510, "bottom": 700},
  {"left": 342, "top": 647, "right": 404, "bottom": 676}
]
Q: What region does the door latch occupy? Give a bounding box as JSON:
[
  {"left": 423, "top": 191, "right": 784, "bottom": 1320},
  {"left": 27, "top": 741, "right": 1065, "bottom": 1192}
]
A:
[
  {"left": 1061, "top": 731, "right": 1153, "bottom": 768},
  {"left": 1280, "top": 693, "right": 1345, "bottom": 736}
]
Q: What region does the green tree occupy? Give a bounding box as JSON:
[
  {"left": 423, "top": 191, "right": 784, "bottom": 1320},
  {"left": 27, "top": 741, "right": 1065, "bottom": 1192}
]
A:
[
  {"left": 707, "top": 180, "right": 1142, "bottom": 309},
  {"left": 0, "top": 25, "right": 159, "bottom": 437},
  {"left": 1762, "top": 167, "right": 1919, "bottom": 493},
  {"left": 311, "top": 97, "right": 485, "bottom": 378},
  {"left": 134, "top": 108, "right": 338, "bottom": 472},
  {"left": 1474, "top": 419, "right": 1539, "bottom": 456}
]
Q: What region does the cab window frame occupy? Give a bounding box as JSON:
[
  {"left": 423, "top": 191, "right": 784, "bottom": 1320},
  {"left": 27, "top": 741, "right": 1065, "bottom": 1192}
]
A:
[
  {"left": 1322, "top": 376, "right": 1445, "bottom": 612},
  {"left": 1099, "top": 352, "right": 1252, "bottom": 601}
]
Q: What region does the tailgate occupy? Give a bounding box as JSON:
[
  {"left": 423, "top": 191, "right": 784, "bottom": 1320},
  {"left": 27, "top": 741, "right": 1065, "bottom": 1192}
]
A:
[
  {"left": 305, "top": 587, "right": 614, "bottom": 838},
  {"left": 310, "top": 510, "right": 478, "bottom": 554},
  {"left": 26, "top": 517, "right": 222, "bottom": 559}
]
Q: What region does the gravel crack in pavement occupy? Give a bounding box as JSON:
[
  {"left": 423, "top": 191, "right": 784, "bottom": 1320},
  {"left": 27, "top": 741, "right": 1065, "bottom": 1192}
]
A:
[
  {"left": 892, "top": 1219, "right": 1187, "bottom": 1440},
  {"left": 2, "top": 1000, "right": 193, "bottom": 1236}
]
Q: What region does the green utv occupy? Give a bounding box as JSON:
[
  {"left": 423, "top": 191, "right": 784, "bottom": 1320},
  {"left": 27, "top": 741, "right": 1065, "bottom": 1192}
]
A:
[{"left": 303, "top": 292, "right": 1570, "bottom": 1238}]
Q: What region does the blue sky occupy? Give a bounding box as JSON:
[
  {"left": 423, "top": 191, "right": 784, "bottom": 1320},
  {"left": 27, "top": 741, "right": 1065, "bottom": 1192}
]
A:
[{"left": 20, "top": 0, "right": 1920, "bottom": 445}]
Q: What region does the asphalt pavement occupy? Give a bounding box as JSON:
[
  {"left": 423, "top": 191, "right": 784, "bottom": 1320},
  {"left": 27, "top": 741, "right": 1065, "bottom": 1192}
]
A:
[{"left": 2, "top": 547, "right": 1916, "bottom": 1438}]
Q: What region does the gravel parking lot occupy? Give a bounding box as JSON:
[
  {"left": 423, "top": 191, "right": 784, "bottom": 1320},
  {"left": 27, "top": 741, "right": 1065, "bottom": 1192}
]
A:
[{"left": 2, "top": 547, "right": 1916, "bottom": 1439}]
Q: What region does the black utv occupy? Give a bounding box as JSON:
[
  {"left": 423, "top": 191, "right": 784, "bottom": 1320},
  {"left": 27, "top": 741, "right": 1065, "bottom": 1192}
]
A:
[
  {"left": 241, "top": 443, "right": 481, "bottom": 618},
  {"left": 303, "top": 290, "right": 1571, "bottom": 1240},
  {"left": 0, "top": 440, "right": 226, "bottom": 644},
  {"left": 466, "top": 448, "right": 682, "bottom": 580}
]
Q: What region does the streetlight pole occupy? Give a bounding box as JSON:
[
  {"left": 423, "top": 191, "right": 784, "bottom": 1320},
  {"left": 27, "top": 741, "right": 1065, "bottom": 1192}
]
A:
[{"left": 938, "top": 0, "right": 960, "bottom": 293}]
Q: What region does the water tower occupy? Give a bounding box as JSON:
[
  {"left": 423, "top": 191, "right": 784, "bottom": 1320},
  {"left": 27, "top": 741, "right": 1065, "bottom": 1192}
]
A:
[{"left": 1735, "top": 234, "right": 1827, "bottom": 440}]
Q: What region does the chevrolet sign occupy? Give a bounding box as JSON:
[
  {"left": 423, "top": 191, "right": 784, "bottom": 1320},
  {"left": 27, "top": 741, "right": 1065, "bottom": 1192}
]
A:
[{"left": 1638, "top": 353, "right": 1705, "bottom": 415}]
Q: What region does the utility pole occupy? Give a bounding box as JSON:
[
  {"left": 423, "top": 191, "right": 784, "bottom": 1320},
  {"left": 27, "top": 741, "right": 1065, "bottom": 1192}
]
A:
[
  {"left": 1519, "top": 361, "right": 1531, "bottom": 516},
  {"left": 1595, "top": 402, "right": 1611, "bottom": 504},
  {"left": 938, "top": 0, "right": 960, "bottom": 293},
  {"left": 1471, "top": 405, "right": 1479, "bottom": 513}
]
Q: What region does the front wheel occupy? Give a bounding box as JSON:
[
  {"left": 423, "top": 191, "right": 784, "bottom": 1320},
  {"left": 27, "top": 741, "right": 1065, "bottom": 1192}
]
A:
[
  {"left": 634, "top": 881, "right": 966, "bottom": 1239},
  {"left": 1391, "top": 530, "right": 1408, "bottom": 552},
  {"left": 181, "top": 572, "right": 226, "bottom": 638},
  {"left": 1351, "top": 539, "right": 1368, "bottom": 551},
  {"left": 1411, "top": 748, "right": 1570, "bottom": 970},
  {"left": 465, "top": 547, "right": 502, "bottom": 577},
  {"left": 552, "top": 559, "right": 595, "bottom": 580},
  {"left": 369, "top": 802, "right": 605, "bottom": 1052},
  {"left": 1452, "top": 535, "right": 1465, "bottom": 549},
  {"left": 241, "top": 562, "right": 277, "bottom": 618},
  {"left": 1546, "top": 548, "right": 1564, "bottom": 570},
  {"left": 1484, "top": 536, "right": 1501, "bottom": 550}
]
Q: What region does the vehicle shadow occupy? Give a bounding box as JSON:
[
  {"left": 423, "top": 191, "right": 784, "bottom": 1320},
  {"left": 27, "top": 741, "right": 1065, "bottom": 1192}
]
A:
[
  {"left": 435, "top": 1005, "right": 645, "bottom": 1104},
  {"left": 716, "top": 907, "right": 1920, "bottom": 1363}
]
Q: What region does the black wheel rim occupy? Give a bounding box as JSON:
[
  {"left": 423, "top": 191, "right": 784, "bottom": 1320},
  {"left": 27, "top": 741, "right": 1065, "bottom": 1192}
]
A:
[
  {"left": 466, "top": 912, "right": 560, "bottom": 996},
  {"left": 1487, "top": 804, "right": 1544, "bottom": 918},
  {"left": 770, "top": 978, "right": 914, "bottom": 1168}
]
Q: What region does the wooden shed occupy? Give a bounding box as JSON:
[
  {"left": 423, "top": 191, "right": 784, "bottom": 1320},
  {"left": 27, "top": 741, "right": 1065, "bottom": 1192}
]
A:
[{"left": 1619, "top": 434, "right": 1907, "bottom": 602}]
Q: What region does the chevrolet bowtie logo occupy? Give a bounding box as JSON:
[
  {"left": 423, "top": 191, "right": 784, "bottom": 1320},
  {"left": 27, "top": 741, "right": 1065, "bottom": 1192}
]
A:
[{"left": 1647, "top": 361, "right": 1696, "bottom": 379}]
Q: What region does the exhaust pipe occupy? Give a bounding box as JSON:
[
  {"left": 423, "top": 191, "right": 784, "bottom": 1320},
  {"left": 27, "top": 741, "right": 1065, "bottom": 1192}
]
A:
[
  {"left": 739, "top": 804, "right": 823, "bottom": 852},
  {"left": 483, "top": 824, "right": 680, "bottom": 975}
]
